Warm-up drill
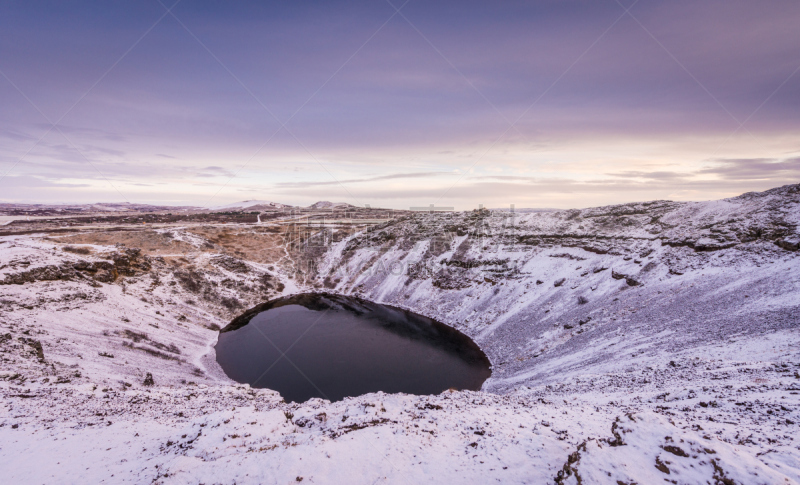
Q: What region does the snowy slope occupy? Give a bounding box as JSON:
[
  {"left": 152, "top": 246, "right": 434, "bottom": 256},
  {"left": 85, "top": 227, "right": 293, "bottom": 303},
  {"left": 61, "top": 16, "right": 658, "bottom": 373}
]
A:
[
  {"left": 308, "top": 201, "right": 356, "bottom": 210},
  {"left": 317, "top": 183, "right": 800, "bottom": 393},
  {"left": 210, "top": 200, "right": 293, "bottom": 211},
  {"left": 1, "top": 184, "right": 799, "bottom": 483}
]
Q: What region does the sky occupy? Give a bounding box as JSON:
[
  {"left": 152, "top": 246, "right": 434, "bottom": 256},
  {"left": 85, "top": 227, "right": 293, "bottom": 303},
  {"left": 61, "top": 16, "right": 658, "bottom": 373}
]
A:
[{"left": 0, "top": 0, "right": 799, "bottom": 210}]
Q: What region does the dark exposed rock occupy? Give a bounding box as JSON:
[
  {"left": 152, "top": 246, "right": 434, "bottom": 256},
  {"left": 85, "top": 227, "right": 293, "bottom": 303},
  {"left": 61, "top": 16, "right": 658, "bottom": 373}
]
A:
[
  {"left": 1, "top": 265, "right": 71, "bottom": 285},
  {"left": 775, "top": 235, "right": 800, "bottom": 252},
  {"left": 260, "top": 273, "right": 277, "bottom": 290},
  {"left": 1, "top": 247, "right": 150, "bottom": 285},
  {"left": 211, "top": 255, "right": 250, "bottom": 273},
  {"left": 581, "top": 245, "right": 608, "bottom": 254},
  {"left": 174, "top": 269, "right": 207, "bottom": 293},
  {"left": 612, "top": 270, "right": 640, "bottom": 286},
  {"left": 442, "top": 258, "right": 509, "bottom": 269},
  {"left": 20, "top": 337, "right": 45, "bottom": 362},
  {"left": 550, "top": 253, "right": 587, "bottom": 261},
  {"left": 692, "top": 238, "right": 738, "bottom": 252},
  {"left": 655, "top": 456, "right": 671, "bottom": 474},
  {"left": 110, "top": 248, "right": 151, "bottom": 276},
  {"left": 143, "top": 373, "right": 154, "bottom": 386},
  {"left": 432, "top": 273, "right": 472, "bottom": 290},
  {"left": 555, "top": 442, "right": 586, "bottom": 484},
  {"left": 220, "top": 296, "right": 243, "bottom": 310},
  {"left": 661, "top": 445, "right": 689, "bottom": 457},
  {"left": 90, "top": 262, "right": 118, "bottom": 283}
]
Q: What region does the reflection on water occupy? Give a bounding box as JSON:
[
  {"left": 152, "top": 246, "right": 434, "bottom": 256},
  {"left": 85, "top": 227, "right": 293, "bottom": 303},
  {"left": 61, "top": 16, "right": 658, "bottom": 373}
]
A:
[{"left": 216, "top": 293, "right": 491, "bottom": 403}]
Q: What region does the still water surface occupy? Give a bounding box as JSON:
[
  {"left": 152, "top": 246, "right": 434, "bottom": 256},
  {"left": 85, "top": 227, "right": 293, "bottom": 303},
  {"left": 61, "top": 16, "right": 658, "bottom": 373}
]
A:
[{"left": 216, "top": 293, "right": 491, "bottom": 403}]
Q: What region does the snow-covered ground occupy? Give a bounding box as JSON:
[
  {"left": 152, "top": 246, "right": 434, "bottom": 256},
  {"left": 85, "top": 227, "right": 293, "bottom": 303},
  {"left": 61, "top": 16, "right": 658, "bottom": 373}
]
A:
[
  {"left": 210, "top": 200, "right": 293, "bottom": 211},
  {"left": 1, "top": 185, "right": 799, "bottom": 484}
]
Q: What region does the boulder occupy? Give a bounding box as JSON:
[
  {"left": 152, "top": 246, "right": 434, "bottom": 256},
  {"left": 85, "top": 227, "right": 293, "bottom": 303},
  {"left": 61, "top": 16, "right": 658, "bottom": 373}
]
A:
[{"left": 775, "top": 235, "right": 800, "bottom": 251}]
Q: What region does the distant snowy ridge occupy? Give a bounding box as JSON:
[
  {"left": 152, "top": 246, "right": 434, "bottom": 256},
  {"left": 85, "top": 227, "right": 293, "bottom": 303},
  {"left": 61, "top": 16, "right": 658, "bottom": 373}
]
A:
[
  {"left": 307, "top": 201, "right": 356, "bottom": 209},
  {"left": 489, "top": 207, "right": 560, "bottom": 213},
  {"left": 0, "top": 201, "right": 198, "bottom": 214},
  {"left": 210, "top": 200, "right": 294, "bottom": 211}
]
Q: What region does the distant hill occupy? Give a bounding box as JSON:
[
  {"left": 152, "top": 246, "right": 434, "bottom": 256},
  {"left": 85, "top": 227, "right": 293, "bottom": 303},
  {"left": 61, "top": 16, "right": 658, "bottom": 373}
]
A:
[
  {"left": 307, "top": 201, "right": 357, "bottom": 210},
  {"left": 210, "top": 200, "right": 294, "bottom": 211},
  {"left": 489, "top": 207, "right": 560, "bottom": 213},
  {"left": 0, "top": 202, "right": 198, "bottom": 215}
]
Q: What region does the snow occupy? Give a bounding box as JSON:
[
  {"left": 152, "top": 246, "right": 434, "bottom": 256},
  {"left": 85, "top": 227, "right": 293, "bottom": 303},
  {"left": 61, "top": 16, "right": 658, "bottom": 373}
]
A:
[
  {"left": 1, "top": 184, "right": 799, "bottom": 483},
  {"left": 154, "top": 227, "right": 211, "bottom": 249},
  {"left": 558, "top": 413, "right": 797, "bottom": 484},
  {"left": 210, "top": 200, "right": 292, "bottom": 211},
  {"left": 307, "top": 201, "right": 353, "bottom": 210},
  {"left": 0, "top": 391, "right": 575, "bottom": 484}
]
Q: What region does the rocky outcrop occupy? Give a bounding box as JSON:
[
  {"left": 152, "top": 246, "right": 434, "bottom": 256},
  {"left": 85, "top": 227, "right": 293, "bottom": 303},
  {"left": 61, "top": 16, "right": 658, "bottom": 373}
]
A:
[
  {"left": 109, "top": 248, "right": 151, "bottom": 276},
  {"left": 775, "top": 235, "right": 800, "bottom": 251},
  {"left": 611, "top": 270, "right": 640, "bottom": 286},
  {"left": 211, "top": 255, "right": 250, "bottom": 273},
  {"left": 0, "top": 248, "right": 151, "bottom": 285},
  {"left": 0, "top": 264, "right": 73, "bottom": 285}
]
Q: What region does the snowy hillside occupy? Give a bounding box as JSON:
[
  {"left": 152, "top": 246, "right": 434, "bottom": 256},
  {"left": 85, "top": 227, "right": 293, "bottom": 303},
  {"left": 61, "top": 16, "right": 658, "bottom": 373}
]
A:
[
  {"left": 210, "top": 200, "right": 294, "bottom": 211},
  {"left": 0, "top": 185, "right": 798, "bottom": 483},
  {"left": 317, "top": 184, "right": 800, "bottom": 392},
  {"left": 308, "top": 201, "right": 356, "bottom": 210}
]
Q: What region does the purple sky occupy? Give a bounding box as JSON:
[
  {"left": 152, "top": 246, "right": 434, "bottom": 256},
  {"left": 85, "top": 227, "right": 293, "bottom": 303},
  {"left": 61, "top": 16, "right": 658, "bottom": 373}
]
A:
[{"left": 1, "top": 0, "right": 799, "bottom": 209}]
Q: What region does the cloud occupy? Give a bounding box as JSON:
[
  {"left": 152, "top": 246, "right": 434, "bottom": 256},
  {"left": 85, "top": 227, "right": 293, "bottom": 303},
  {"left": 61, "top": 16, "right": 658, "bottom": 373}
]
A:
[
  {"left": 697, "top": 158, "right": 800, "bottom": 180},
  {"left": 470, "top": 175, "right": 539, "bottom": 182},
  {"left": 604, "top": 171, "right": 690, "bottom": 182},
  {"left": 196, "top": 166, "right": 236, "bottom": 178},
  {"left": 0, "top": 1, "right": 799, "bottom": 207},
  {"left": 0, "top": 129, "right": 36, "bottom": 142},
  {"left": 0, "top": 175, "right": 89, "bottom": 188},
  {"left": 275, "top": 171, "right": 456, "bottom": 188},
  {"left": 46, "top": 124, "right": 127, "bottom": 143},
  {"left": 602, "top": 157, "right": 800, "bottom": 184},
  {"left": 0, "top": 175, "right": 91, "bottom": 203}
]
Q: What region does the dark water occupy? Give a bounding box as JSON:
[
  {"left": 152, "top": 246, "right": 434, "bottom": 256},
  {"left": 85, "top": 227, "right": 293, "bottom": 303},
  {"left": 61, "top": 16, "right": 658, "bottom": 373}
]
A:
[{"left": 215, "top": 293, "right": 491, "bottom": 403}]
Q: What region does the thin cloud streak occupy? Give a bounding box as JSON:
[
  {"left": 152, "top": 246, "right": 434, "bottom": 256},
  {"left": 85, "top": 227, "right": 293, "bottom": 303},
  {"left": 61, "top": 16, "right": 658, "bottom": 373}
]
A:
[{"left": 275, "top": 171, "right": 456, "bottom": 188}]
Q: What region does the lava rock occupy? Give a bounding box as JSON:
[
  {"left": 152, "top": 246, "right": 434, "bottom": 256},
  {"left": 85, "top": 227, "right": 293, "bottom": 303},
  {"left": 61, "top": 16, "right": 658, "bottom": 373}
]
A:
[
  {"left": 612, "top": 270, "right": 640, "bottom": 286},
  {"left": 775, "top": 235, "right": 800, "bottom": 251},
  {"left": 211, "top": 255, "right": 250, "bottom": 273}
]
